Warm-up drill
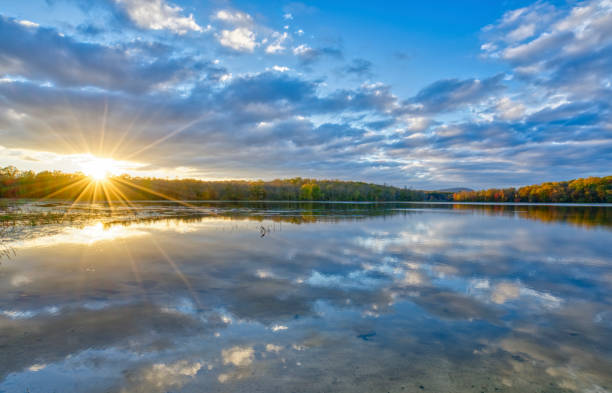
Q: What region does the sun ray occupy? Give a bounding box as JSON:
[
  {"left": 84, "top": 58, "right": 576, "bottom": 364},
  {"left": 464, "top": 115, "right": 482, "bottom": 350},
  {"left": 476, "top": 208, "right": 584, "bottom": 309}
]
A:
[
  {"left": 119, "top": 237, "right": 146, "bottom": 298},
  {"left": 112, "top": 177, "right": 216, "bottom": 216},
  {"left": 103, "top": 180, "right": 141, "bottom": 217},
  {"left": 37, "top": 119, "right": 82, "bottom": 155},
  {"left": 59, "top": 92, "right": 91, "bottom": 154},
  {"left": 88, "top": 179, "right": 100, "bottom": 216},
  {"left": 63, "top": 181, "right": 96, "bottom": 219},
  {"left": 39, "top": 177, "right": 90, "bottom": 201},
  {"left": 151, "top": 239, "right": 202, "bottom": 309},
  {"left": 100, "top": 182, "right": 116, "bottom": 214},
  {"left": 108, "top": 108, "right": 147, "bottom": 158},
  {"left": 98, "top": 99, "right": 108, "bottom": 156},
  {"left": 103, "top": 182, "right": 128, "bottom": 209},
  {"left": 124, "top": 113, "right": 209, "bottom": 160},
  {"left": 106, "top": 180, "right": 138, "bottom": 211}
]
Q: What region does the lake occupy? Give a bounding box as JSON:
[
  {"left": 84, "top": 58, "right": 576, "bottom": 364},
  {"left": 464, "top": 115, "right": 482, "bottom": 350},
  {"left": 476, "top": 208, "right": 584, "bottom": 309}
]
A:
[{"left": 0, "top": 201, "right": 611, "bottom": 392}]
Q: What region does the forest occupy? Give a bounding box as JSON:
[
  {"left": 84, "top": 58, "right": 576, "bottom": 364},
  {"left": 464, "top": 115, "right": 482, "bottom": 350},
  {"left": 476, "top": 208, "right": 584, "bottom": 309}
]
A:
[
  {"left": 453, "top": 176, "right": 611, "bottom": 203},
  {"left": 1, "top": 167, "right": 609, "bottom": 203},
  {"left": 0, "top": 166, "right": 451, "bottom": 202}
]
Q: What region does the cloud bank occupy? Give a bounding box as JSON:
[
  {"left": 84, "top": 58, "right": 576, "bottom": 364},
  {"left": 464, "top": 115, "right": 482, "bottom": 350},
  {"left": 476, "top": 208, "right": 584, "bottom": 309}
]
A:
[{"left": 0, "top": 0, "right": 610, "bottom": 188}]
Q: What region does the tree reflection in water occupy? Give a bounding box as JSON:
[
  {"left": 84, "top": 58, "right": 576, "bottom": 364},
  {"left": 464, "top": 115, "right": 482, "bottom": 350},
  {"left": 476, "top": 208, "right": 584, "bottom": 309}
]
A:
[{"left": 0, "top": 202, "right": 610, "bottom": 392}]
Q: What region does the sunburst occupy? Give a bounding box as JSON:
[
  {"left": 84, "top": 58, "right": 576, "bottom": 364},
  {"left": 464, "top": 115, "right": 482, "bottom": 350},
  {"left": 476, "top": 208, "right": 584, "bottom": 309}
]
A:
[
  {"left": 25, "top": 96, "right": 211, "bottom": 305},
  {"left": 80, "top": 157, "right": 118, "bottom": 182}
]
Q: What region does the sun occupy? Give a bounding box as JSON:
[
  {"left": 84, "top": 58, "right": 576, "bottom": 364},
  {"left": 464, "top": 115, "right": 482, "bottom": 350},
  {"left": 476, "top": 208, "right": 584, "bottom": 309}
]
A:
[
  {"left": 81, "top": 157, "right": 118, "bottom": 182},
  {"left": 88, "top": 167, "right": 109, "bottom": 181}
]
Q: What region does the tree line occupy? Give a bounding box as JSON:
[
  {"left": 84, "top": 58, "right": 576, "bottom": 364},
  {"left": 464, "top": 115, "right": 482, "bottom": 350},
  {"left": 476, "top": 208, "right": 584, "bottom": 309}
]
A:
[
  {"left": 0, "top": 166, "right": 452, "bottom": 202},
  {"left": 3, "top": 166, "right": 608, "bottom": 203},
  {"left": 453, "top": 176, "right": 611, "bottom": 203}
]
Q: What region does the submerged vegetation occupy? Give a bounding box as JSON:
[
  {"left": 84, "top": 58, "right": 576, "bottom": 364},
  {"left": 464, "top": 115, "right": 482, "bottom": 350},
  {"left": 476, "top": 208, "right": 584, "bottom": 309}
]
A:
[
  {"left": 453, "top": 176, "right": 611, "bottom": 203},
  {"left": 0, "top": 166, "right": 451, "bottom": 202}
]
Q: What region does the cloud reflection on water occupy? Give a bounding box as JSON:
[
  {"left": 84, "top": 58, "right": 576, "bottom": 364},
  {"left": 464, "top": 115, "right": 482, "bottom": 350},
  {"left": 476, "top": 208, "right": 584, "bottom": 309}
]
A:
[{"left": 0, "top": 203, "right": 610, "bottom": 392}]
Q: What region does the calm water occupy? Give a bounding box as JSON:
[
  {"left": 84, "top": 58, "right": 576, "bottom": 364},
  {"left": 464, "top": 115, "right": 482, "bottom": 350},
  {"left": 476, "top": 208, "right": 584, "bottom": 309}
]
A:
[{"left": 0, "top": 202, "right": 611, "bottom": 393}]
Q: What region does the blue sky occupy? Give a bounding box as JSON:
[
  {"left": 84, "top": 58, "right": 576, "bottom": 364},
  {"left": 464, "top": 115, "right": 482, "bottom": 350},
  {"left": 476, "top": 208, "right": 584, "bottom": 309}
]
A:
[{"left": 0, "top": 0, "right": 610, "bottom": 189}]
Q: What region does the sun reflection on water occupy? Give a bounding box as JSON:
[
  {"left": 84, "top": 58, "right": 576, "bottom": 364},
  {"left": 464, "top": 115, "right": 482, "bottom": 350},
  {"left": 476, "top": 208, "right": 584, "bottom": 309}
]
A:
[
  {"left": 8, "top": 221, "right": 148, "bottom": 249},
  {"left": 3, "top": 217, "right": 245, "bottom": 251}
]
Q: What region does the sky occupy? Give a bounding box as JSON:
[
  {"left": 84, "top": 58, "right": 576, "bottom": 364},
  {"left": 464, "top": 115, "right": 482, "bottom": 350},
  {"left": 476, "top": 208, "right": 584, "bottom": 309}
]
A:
[{"left": 0, "top": 0, "right": 610, "bottom": 189}]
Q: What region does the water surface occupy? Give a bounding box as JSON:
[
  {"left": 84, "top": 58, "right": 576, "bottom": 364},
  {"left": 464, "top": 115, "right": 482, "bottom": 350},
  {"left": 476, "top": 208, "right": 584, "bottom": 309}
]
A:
[{"left": 0, "top": 202, "right": 611, "bottom": 392}]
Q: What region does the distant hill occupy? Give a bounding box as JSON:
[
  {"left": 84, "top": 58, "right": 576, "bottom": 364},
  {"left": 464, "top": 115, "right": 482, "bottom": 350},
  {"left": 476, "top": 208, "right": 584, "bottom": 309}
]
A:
[{"left": 437, "top": 187, "right": 473, "bottom": 193}]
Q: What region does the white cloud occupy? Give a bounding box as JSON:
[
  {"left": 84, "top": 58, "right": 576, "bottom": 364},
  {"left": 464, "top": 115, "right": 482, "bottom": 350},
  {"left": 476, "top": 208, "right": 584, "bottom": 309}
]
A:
[
  {"left": 491, "top": 282, "right": 520, "bottom": 304},
  {"left": 214, "top": 9, "right": 253, "bottom": 25},
  {"left": 218, "top": 28, "right": 257, "bottom": 52},
  {"left": 219, "top": 73, "right": 233, "bottom": 82},
  {"left": 265, "top": 344, "right": 283, "bottom": 353},
  {"left": 28, "top": 364, "right": 47, "bottom": 372},
  {"left": 507, "top": 23, "right": 535, "bottom": 42},
  {"left": 5, "top": 108, "right": 27, "bottom": 121},
  {"left": 114, "top": 0, "right": 202, "bottom": 34},
  {"left": 283, "top": 13, "right": 293, "bottom": 20},
  {"left": 503, "top": 7, "right": 527, "bottom": 24},
  {"left": 292, "top": 44, "right": 311, "bottom": 56},
  {"left": 265, "top": 31, "right": 289, "bottom": 54},
  {"left": 481, "top": 0, "right": 612, "bottom": 100},
  {"left": 255, "top": 269, "right": 276, "bottom": 278},
  {"left": 270, "top": 65, "right": 290, "bottom": 72},
  {"left": 403, "top": 116, "right": 430, "bottom": 132},
  {"left": 502, "top": 31, "right": 559, "bottom": 61},
  {"left": 11, "top": 275, "right": 31, "bottom": 287},
  {"left": 472, "top": 280, "right": 563, "bottom": 310},
  {"left": 486, "top": 0, "right": 612, "bottom": 62},
  {"left": 221, "top": 346, "right": 254, "bottom": 367},
  {"left": 400, "top": 270, "right": 427, "bottom": 286},
  {"left": 480, "top": 42, "right": 497, "bottom": 52},
  {"left": 17, "top": 20, "right": 39, "bottom": 28},
  {"left": 496, "top": 97, "right": 525, "bottom": 120},
  {"left": 128, "top": 360, "right": 203, "bottom": 392}
]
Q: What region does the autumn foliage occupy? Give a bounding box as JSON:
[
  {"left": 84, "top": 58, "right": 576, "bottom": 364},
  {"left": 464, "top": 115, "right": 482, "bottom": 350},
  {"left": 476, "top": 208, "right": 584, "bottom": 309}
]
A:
[{"left": 453, "top": 176, "right": 611, "bottom": 203}]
